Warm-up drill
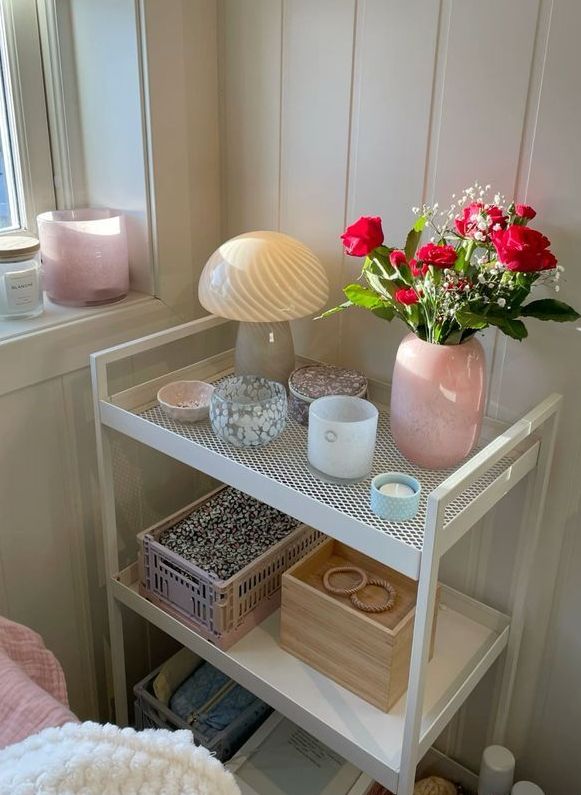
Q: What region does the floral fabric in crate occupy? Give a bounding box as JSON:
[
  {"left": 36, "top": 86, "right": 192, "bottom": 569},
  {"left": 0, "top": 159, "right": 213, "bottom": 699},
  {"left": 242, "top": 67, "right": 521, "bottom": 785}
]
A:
[{"left": 157, "top": 487, "right": 300, "bottom": 581}]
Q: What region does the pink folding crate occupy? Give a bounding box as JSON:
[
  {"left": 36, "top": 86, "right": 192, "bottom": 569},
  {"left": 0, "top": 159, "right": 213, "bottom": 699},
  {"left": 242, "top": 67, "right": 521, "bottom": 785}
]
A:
[{"left": 138, "top": 486, "right": 323, "bottom": 649}]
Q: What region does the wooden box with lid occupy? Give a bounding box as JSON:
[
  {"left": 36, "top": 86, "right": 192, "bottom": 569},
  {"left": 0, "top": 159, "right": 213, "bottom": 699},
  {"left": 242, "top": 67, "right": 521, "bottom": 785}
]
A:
[{"left": 280, "top": 538, "right": 440, "bottom": 711}]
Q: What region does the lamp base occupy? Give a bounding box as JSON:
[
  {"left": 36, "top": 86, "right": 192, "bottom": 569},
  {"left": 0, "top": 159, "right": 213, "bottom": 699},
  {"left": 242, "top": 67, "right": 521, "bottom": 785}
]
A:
[{"left": 235, "top": 321, "right": 295, "bottom": 385}]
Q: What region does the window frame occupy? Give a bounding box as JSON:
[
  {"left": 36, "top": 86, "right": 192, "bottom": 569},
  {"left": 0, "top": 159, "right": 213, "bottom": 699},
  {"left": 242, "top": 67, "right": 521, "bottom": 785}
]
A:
[{"left": 0, "top": 0, "right": 55, "bottom": 233}]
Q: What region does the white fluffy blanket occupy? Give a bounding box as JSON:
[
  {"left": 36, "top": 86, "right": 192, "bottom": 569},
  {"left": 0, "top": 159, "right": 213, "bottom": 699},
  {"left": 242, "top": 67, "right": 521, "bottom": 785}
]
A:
[{"left": 0, "top": 722, "right": 241, "bottom": 795}]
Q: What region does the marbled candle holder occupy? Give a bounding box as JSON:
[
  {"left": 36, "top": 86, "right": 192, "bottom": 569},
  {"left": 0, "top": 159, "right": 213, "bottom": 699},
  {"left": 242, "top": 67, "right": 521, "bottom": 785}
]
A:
[{"left": 210, "top": 375, "right": 287, "bottom": 448}]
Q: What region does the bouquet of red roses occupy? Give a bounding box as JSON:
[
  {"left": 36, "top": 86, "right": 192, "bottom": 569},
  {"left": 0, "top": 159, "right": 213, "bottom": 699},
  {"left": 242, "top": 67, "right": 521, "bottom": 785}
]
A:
[{"left": 323, "top": 184, "right": 579, "bottom": 344}]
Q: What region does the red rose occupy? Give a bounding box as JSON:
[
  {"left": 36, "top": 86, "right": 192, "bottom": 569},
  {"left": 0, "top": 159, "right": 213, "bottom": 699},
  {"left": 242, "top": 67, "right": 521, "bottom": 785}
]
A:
[
  {"left": 515, "top": 204, "right": 536, "bottom": 220},
  {"left": 410, "top": 258, "right": 428, "bottom": 278},
  {"left": 395, "top": 287, "right": 419, "bottom": 305},
  {"left": 491, "top": 225, "right": 557, "bottom": 272},
  {"left": 455, "top": 201, "right": 506, "bottom": 239},
  {"left": 389, "top": 249, "right": 407, "bottom": 268},
  {"left": 446, "top": 277, "right": 471, "bottom": 292},
  {"left": 341, "top": 216, "right": 384, "bottom": 257},
  {"left": 416, "top": 242, "right": 457, "bottom": 269}
]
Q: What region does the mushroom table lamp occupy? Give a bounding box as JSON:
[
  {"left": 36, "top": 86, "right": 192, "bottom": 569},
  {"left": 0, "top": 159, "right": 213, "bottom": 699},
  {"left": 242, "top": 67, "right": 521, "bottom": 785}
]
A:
[{"left": 198, "top": 231, "right": 329, "bottom": 384}]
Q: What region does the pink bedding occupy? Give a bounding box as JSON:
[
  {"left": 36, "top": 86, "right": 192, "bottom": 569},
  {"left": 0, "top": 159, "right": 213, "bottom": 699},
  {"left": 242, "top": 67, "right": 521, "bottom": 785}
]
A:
[{"left": 0, "top": 616, "right": 77, "bottom": 749}]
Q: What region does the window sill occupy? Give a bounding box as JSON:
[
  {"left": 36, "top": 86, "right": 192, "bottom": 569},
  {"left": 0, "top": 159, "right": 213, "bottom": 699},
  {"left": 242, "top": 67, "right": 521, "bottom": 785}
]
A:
[
  {"left": 0, "top": 291, "right": 180, "bottom": 395},
  {"left": 0, "top": 291, "right": 150, "bottom": 343}
]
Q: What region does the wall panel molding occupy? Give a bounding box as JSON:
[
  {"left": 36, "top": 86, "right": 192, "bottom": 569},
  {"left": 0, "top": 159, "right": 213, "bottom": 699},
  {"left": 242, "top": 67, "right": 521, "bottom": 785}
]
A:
[
  {"left": 278, "top": 0, "right": 356, "bottom": 364},
  {"left": 340, "top": 0, "right": 441, "bottom": 380},
  {"left": 219, "top": 0, "right": 283, "bottom": 237}
]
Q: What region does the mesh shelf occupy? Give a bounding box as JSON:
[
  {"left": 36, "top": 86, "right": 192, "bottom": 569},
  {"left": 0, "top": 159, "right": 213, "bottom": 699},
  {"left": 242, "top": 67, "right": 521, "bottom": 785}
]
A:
[{"left": 137, "top": 402, "right": 522, "bottom": 553}]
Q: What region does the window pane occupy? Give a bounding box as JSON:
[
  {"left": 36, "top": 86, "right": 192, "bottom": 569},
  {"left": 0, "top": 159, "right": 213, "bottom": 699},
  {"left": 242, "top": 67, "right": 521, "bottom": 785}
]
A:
[{"left": 0, "top": 8, "right": 23, "bottom": 232}]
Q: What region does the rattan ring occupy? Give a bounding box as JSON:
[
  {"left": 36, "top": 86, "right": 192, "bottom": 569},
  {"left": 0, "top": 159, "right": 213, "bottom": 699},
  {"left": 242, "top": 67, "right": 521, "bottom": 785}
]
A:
[
  {"left": 322, "top": 565, "right": 368, "bottom": 596},
  {"left": 349, "top": 577, "right": 397, "bottom": 613}
]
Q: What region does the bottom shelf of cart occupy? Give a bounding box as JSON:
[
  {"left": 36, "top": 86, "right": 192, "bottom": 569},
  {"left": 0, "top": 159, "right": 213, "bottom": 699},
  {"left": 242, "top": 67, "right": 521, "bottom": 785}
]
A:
[{"left": 111, "top": 567, "right": 509, "bottom": 792}]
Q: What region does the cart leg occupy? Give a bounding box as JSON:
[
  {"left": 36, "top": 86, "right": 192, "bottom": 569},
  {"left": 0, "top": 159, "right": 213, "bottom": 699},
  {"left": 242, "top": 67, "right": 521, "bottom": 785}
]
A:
[
  {"left": 490, "top": 405, "right": 560, "bottom": 746},
  {"left": 99, "top": 429, "right": 130, "bottom": 726},
  {"left": 92, "top": 355, "right": 129, "bottom": 725},
  {"left": 398, "top": 500, "right": 442, "bottom": 795},
  {"left": 107, "top": 591, "right": 129, "bottom": 725}
]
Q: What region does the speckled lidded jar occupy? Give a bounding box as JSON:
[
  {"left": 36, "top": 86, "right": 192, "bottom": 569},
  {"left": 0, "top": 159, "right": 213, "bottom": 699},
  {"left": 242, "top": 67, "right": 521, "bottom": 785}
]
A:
[{"left": 288, "top": 364, "right": 368, "bottom": 426}]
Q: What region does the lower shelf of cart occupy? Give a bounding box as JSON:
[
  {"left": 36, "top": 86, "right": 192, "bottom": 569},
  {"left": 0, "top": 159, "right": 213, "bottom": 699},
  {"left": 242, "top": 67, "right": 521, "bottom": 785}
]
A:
[{"left": 112, "top": 565, "right": 509, "bottom": 792}]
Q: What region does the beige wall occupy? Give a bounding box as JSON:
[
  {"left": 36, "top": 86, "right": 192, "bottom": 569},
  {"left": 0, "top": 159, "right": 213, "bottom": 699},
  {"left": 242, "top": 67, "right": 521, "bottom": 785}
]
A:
[{"left": 0, "top": 301, "right": 178, "bottom": 719}]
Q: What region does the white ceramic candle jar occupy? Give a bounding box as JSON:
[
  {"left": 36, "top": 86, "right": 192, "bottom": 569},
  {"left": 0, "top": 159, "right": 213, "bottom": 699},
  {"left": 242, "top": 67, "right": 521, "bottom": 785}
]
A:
[
  {"left": 0, "top": 235, "right": 43, "bottom": 319},
  {"left": 307, "top": 395, "right": 378, "bottom": 482}
]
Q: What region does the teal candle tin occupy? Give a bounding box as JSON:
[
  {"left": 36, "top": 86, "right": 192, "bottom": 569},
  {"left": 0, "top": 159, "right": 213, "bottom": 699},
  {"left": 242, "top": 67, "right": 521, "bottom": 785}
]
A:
[{"left": 370, "top": 472, "right": 421, "bottom": 521}]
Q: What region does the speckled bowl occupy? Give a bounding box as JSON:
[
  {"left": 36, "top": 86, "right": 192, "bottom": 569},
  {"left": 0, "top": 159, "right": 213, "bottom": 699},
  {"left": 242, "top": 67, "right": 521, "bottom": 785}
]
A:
[
  {"left": 157, "top": 380, "right": 214, "bottom": 423},
  {"left": 210, "top": 375, "right": 287, "bottom": 448}
]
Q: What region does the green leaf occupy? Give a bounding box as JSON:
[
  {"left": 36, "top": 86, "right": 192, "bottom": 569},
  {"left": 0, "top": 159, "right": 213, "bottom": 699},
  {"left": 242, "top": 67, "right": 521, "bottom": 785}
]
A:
[
  {"left": 404, "top": 217, "right": 427, "bottom": 261},
  {"left": 343, "top": 283, "right": 384, "bottom": 309},
  {"left": 364, "top": 253, "right": 392, "bottom": 281},
  {"left": 454, "top": 246, "right": 468, "bottom": 273},
  {"left": 404, "top": 228, "right": 421, "bottom": 262},
  {"left": 405, "top": 303, "right": 421, "bottom": 328},
  {"left": 413, "top": 214, "right": 428, "bottom": 233},
  {"left": 444, "top": 330, "right": 464, "bottom": 345},
  {"left": 316, "top": 300, "right": 353, "bottom": 319},
  {"left": 430, "top": 265, "right": 442, "bottom": 286},
  {"left": 372, "top": 305, "right": 395, "bottom": 321},
  {"left": 342, "top": 283, "right": 396, "bottom": 321},
  {"left": 395, "top": 263, "right": 413, "bottom": 285},
  {"left": 459, "top": 305, "right": 529, "bottom": 340},
  {"left": 493, "top": 317, "right": 528, "bottom": 340},
  {"left": 455, "top": 309, "right": 488, "bottom": 330},
  {"left": 520, "top": 299, "right": 580, "bottom": 323},
  {"left": 364, "top": 262, "right": 398, "bottom": 299}
]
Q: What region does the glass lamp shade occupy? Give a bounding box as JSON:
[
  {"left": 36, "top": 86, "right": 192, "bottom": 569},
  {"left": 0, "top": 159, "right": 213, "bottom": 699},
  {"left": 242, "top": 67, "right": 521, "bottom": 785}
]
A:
[
  {"left": 198, "top": 231, "right": 330, "bottom": 383},
  {"left": 198, "top": 231, "right": 329, "bottom": 322}
]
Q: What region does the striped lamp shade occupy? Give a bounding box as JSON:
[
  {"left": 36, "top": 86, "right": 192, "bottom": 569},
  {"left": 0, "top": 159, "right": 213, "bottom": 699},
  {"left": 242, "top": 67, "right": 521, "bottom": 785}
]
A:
[{"left": 198, "top": 231, "right": 329, "bottom": 322}]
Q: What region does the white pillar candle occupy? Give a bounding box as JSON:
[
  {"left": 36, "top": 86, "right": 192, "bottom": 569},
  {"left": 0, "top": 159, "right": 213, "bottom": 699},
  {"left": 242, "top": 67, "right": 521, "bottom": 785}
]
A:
[
  {"left": 478, "top": 745, "right": 515, "bottom": 795},
  {"left": 379, "top": 482, "right": 415, "bottom": 498}
]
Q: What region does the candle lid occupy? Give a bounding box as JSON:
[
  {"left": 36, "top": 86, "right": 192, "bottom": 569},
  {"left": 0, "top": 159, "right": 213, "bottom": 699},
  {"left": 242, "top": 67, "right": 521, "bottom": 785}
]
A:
[
  {"left": 0, "top": 234, "right": 40, "bottom": 259},
  {"left": 289, "top": 365, "right": 367, "bottom": 401}
]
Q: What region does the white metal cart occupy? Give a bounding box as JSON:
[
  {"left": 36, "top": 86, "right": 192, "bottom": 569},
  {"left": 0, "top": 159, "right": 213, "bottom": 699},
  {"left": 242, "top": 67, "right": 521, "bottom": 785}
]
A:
[{"left": 91, "top": 315, "right": 560, "bottom": 795}]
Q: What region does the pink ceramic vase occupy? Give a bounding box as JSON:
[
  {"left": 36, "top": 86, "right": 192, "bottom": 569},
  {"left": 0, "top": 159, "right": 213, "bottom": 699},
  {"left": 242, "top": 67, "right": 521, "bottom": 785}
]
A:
[{"left": 390, "top": 333, "right": 486, "bottom": 469}]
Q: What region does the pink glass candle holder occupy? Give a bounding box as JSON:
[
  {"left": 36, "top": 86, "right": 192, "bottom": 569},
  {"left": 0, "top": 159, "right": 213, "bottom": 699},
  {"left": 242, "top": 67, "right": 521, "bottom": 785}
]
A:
[{"left": 37, "top": 209, "right": 129, "bottom": 306}]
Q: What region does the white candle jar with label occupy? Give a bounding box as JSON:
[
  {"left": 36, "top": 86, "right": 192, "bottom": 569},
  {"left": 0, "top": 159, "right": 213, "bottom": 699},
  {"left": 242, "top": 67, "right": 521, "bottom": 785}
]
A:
[{"left": 0, "top": 235, "right": 43, "bottom": 319}]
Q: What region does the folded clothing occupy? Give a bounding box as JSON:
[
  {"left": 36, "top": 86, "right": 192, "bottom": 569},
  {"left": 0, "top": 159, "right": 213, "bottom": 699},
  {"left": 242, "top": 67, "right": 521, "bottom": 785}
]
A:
[
  {"left": 153, "top": 647, "right": 201, "bottom": 705},
  {"left": 170, "top": 661, "right": 271, "bottom": 744}
]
